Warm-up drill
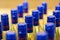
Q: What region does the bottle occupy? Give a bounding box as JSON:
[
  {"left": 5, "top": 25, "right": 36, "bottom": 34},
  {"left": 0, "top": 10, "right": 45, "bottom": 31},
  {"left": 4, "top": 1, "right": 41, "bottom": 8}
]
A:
[
  {"left": 55, "top": 5, "right": 60, "bottom": 32},
  {"left": 45, "top": 23, "right": 55, "bottom": 40},
  {"left": 1, "top": 14, "right": 9, "bottom": 40},
  {"left": 6, "top": 31, "right": 16, "bottom": 40},
  {"left": 37, "top": 5, "right": 44, "bottom": 31},
  {"left": 32, "top": 10, "right": 39, "bottom": 40},
  {"left": 11, "top": 9, "right": 18, "bottom": 24},
  {"left": 10, "top": 9, "right": 18, "bottom": 30},
  {"left": 36, "top": 32, "right": 48, "bottom": 40},
  {"left": 42, "top": 2, "right": 47, "bottom": 14},
  {"left": 17, "top": 4, "right": 24, "bottom": 23},
  {"left": 23, "top": 1, "right": 29, "bottom": 19},
  {"left": 0, "top": 22, "right": 2, "bottom": 39},
  {"left": 11, "top": 9, "right": 18, "bottom": 40},
  {"left": 53, "top": 10, "right": 60, "bottom": 40},
  {"left": 32, "top": 10, "right": 39, "bottom": 33},
  {"left": 25, "top": 15, "right": 33, "bottom": 40},
  {"left": 23, "top": 1, "right": 28, "bottom": 13},
  {"left": 1, "top": 14, "right": 9, "bottom": 31},
  {"left": 18, "top": 23, "right": 27, "bottom": 40},
  {"left": 47, "top": 15, "right": 56, "bottom": 40},
  {"left": 42, "top": 2, "right": 47, "bottom": 26}
]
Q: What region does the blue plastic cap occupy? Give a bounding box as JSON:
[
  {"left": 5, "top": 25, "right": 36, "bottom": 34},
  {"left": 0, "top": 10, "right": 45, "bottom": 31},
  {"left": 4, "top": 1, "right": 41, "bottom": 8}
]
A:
[
  {"left": 11, "top": 9, "right": 18, "bottom": 24},
  {"left": 25, "top": 15, "right": 33, "bottom": 33},
  {"left": 6, "top": 31, "right": 16, "bottom": 40},
  {"left": 37, "top": 5, "right": 44, "bottom": 14},
  {"left": 1, "top": 14, "right": 8, "bottom": 20},
  {"left": 25, "top": 15, "right": 33, "bottom": 23},
  {"left": 18, "top": 23, "right": 27, "bottom": 34},
  {"left": 26, "top": 23, "right": 33, "bottom": 33},
  {"left": 45, "top": 23, "right": 55, "bottom": 39},
  {"left": 23, "top": 1, "right": 28, "bottom": 13},
  {"left": 11, "top": 9, "right": 17, "bottom": 16},
  {"left": 23, "top": 1, "right": 28, "bottom": 9},
  {"left": 45, "top": 23, "right": 55, "bottom": 32},
  {"left": 45, "top": 22, "right": 55, "bottom": 31},
  {"left": 11, "top": 15, "right": 18, "bottom": 24},
  {"left": 1, "top": 14, "right": 9, "bottom": 31},
  {"left": 18, "top": 23, "right": 27, "bottom": 40},
  {"left": 53, "top": 10, "right": 60, "bottom": 19},
  {"left": 17, "top": 4, "right": 23, "bottom": 17},
  {"left": 56, "top": 19, "right": 60, "bottom": 27},
  {"left": 36, "top": 32, "right": 48, "bottom": 40},
  {"left": 32, "top": 10, "right": 39, "bottom": 19},
  {"left": 55, "top": 5, "right": 60, "bottom": 10},
  {"left": 18, "top": 31, "right": 27, "bottom": 38},
  {"left": 32, "top": 10, "right": 39, "bottom": 26},
  {"left": 37, "top": 5, "right": 44, "bottom": 19},
  {"left": 42, "top": 2, "right": 47, "bottom": 14},
  {"left": 47, "top": 15, "right": 56, "bottom": 23}
]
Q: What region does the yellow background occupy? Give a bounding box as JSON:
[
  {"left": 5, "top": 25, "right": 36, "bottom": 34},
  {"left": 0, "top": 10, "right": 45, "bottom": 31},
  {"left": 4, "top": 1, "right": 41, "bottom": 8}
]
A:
[{"left": 0, "top": 0, "right": 60, "bottom": 9}]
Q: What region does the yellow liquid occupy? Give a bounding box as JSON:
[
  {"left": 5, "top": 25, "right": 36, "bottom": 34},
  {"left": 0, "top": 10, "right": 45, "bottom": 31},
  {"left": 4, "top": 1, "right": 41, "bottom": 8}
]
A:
[
  {"left": 43, "top": 14, "right": 47, "bottom": 26},
  {"left": 39, "top": 19, "right": 44, "bottom": 32},
  {"left": 27, "top": 33, "right": 33, "bottom": 40},
  {"left": 59, "top": 27, "right": 60, "bottom": 39},
  {"left": 55, "top": 27, "right": 59, "bottom": 40},
  {"left": 33, "top": 26, "right": 39, "bottom": 40},
  {"left": 33, "top": 26, "right": 39, "bottom": 33},
  {"left": 10, "top": 24, "right": 18, "bottom": 40},
  {"left": 18, "top": 18, "right": 24, "bottom": 23},
  {"left": 2, "top": 31, "right": 8, "bottom": 40}
]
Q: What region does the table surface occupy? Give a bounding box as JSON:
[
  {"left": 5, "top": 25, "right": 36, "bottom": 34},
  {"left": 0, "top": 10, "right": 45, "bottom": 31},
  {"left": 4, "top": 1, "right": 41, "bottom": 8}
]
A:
[{"left": 0, "top": 0, "right": 60, "bottom": 9}]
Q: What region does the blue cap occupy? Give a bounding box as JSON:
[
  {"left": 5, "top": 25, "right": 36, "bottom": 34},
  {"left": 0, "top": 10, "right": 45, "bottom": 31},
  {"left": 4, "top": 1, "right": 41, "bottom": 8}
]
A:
[
  {"left": 56, "top": 19, "right": 60, "bottom": 27},
  {"left": 11, "top": 9, "right": 18, "bottom": 24},
  {"left": 55, "top": 5, "right": 60, "bottom": 10},
  {"left": 6, "top": 31, "right": 16, "bottom": 40},
  {"left": 1, "top": 14, "right": 9, "bottom": 31},
  {"left": 32, "top": 10, "right": 39, "bottom": 26},
  {"left": 17, "top": 4, "right": 23, "bottom": 17},
  {"left": 25, "top": 15, "right": 33, "bottom": 23},
  {"left": 53, "top": 10, "right": 60, "bottom": 19},
  {"left": 18, "top": 23, "right": 27, "bottom": 34},
  {"left": 25, "top": 15, "right": 33, "bottom": 33},
  {"left": 47, "top": 15, "right": 56, "bottom": 23},
  {"left": 42, "top": 2, "right": 47, "bottom": 14},
  {"left": 36, "top": 32, "right": 48, "bottom": 40},
  {"left": 37, "top": 5, "right": 43, "bottom": 19},
  {"left": 0, "top": 22, "right": 2, "bottom": 39},
  {"left": 32, "top": 10, "right": 39, "bottom": 19},
  {"left": 37, "top": 5, "right": 43, "bottom": 14},
  {"left": 45, "top": 23, "right": 55, "bottom": 32},
  {"left": 45, "top": 23, "right": 55, "bottom": 39},
  {"left": 1, "top": 14, "right": 8, "bottom": 20},
  {"left": 23, "top": 1, "right": 28, "bottom": 13},
  {"left": 18, "top": 32, "right": 27, "bottom": 40},
  {"left": 18, "top": 23, "right": 27, "bottom": 40},
  {"left": 26, "top": 23, "right": 33, "bottom": 33}
]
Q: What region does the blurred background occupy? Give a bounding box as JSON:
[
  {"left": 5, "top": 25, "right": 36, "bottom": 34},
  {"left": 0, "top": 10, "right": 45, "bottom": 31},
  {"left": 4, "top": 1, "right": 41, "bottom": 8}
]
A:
[{"left": 0, "top": 0, "right": 60, "bottom": 10}]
